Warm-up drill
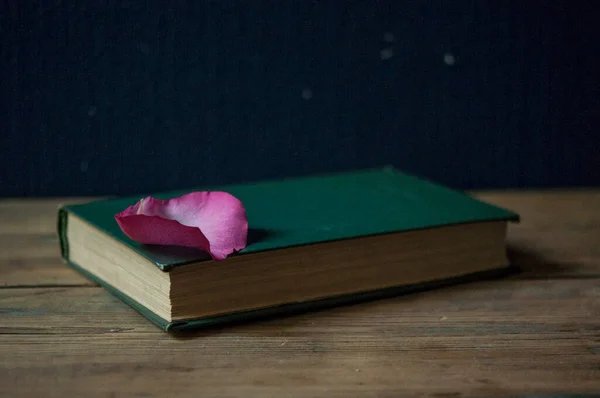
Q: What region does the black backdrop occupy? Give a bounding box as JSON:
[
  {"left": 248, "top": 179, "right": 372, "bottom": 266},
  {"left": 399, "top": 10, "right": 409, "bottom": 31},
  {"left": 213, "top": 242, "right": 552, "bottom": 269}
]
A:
[{"left": 2, "top": 1, "right": 599, "bottom": 197}]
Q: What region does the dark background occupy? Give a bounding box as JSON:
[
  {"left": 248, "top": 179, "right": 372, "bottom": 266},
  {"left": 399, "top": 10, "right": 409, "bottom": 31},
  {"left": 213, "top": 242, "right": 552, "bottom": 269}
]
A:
[{"left": 1, "top": 1, "right": 599, "bottom": 197}]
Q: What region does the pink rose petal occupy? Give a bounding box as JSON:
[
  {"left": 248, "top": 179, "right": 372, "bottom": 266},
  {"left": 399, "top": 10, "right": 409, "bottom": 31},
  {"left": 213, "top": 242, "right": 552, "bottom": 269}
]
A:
[{"left": 114, "top": 191, "right": 248, "bottom": 261}]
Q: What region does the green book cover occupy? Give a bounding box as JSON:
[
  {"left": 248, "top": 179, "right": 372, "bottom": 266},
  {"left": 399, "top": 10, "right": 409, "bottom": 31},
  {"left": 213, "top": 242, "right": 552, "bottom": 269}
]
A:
[{"left": 58, "top": 167, "right": 519, "bottom": 331}]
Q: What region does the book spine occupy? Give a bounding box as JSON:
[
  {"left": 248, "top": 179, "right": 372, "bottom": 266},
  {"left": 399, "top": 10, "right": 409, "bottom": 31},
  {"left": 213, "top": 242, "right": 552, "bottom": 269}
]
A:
[{"left": 57, "top": 207, "right": 70, "bottom": 261}]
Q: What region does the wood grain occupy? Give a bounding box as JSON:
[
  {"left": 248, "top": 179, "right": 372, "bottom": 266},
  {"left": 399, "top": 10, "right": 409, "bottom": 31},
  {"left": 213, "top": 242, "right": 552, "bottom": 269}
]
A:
[
  {"left": 1, "top": 191, "right": 599, "bottom": 288},
  {"left": 475, "top": 190, "right": 600, "bottom": 278},
  {"left": 0, "top": 198, "right": 94, "bottom": 235},
  {"left": 1, "top": 279, "right": 599, "bottom": 397},
  {"left": 1, "top": 191, "right": 599, "bottom": 397},
  {"left": 0, "top": 198, "right": 95, "bottom": 287}
]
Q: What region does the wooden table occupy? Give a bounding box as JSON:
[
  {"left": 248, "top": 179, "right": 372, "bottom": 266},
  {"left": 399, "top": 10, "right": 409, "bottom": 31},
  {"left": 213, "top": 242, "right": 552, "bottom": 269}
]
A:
[{"left": 1, "top": 191, "right": 599, "bottom": 397}]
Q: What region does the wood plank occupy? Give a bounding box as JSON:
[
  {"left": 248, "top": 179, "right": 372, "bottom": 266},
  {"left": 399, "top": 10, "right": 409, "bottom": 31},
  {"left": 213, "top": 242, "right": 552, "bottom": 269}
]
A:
[
  {"left": 0, "top": 257, "right": 91, "bottom": 287},
  {"left": 0, "top": 191, "right": 598, "bottom": 287},
  {"left": 1, "top": 279, "right": 598, "bottom": 396},
  {"left": 0, "top": 235, "right": 92, "bottom": 287},
  {"left": 0, "top": 198, "right": 97, "bottom": 287},
  {"left": 0, "top": 198, "right": 94, "bottom": 235},
  {"left": 474, "top": 190, "right": 600, "bottom": 278}
]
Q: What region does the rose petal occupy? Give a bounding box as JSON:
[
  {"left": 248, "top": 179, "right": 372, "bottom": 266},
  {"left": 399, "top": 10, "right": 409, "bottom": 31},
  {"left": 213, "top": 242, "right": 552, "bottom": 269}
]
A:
[{"left": 114, "top": 191, "right": 248, "bottom": 261}]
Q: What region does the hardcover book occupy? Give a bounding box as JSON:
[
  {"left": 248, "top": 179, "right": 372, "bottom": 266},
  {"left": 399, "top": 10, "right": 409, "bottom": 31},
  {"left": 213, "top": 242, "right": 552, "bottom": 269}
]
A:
[{"left": 57, "top": 167, "right": 519, "bottom": 331}]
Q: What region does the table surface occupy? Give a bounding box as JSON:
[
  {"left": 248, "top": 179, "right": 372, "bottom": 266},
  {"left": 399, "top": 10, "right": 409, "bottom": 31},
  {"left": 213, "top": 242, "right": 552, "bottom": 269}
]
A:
[{"left": 1, "top": 190, "right": 599, "bottom": 397}]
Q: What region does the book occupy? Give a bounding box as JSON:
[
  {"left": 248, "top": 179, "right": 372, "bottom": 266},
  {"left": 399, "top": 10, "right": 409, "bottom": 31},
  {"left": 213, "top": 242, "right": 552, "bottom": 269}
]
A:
[{"left": 57, "top": 167, "right": 519, "bottom": 331}]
